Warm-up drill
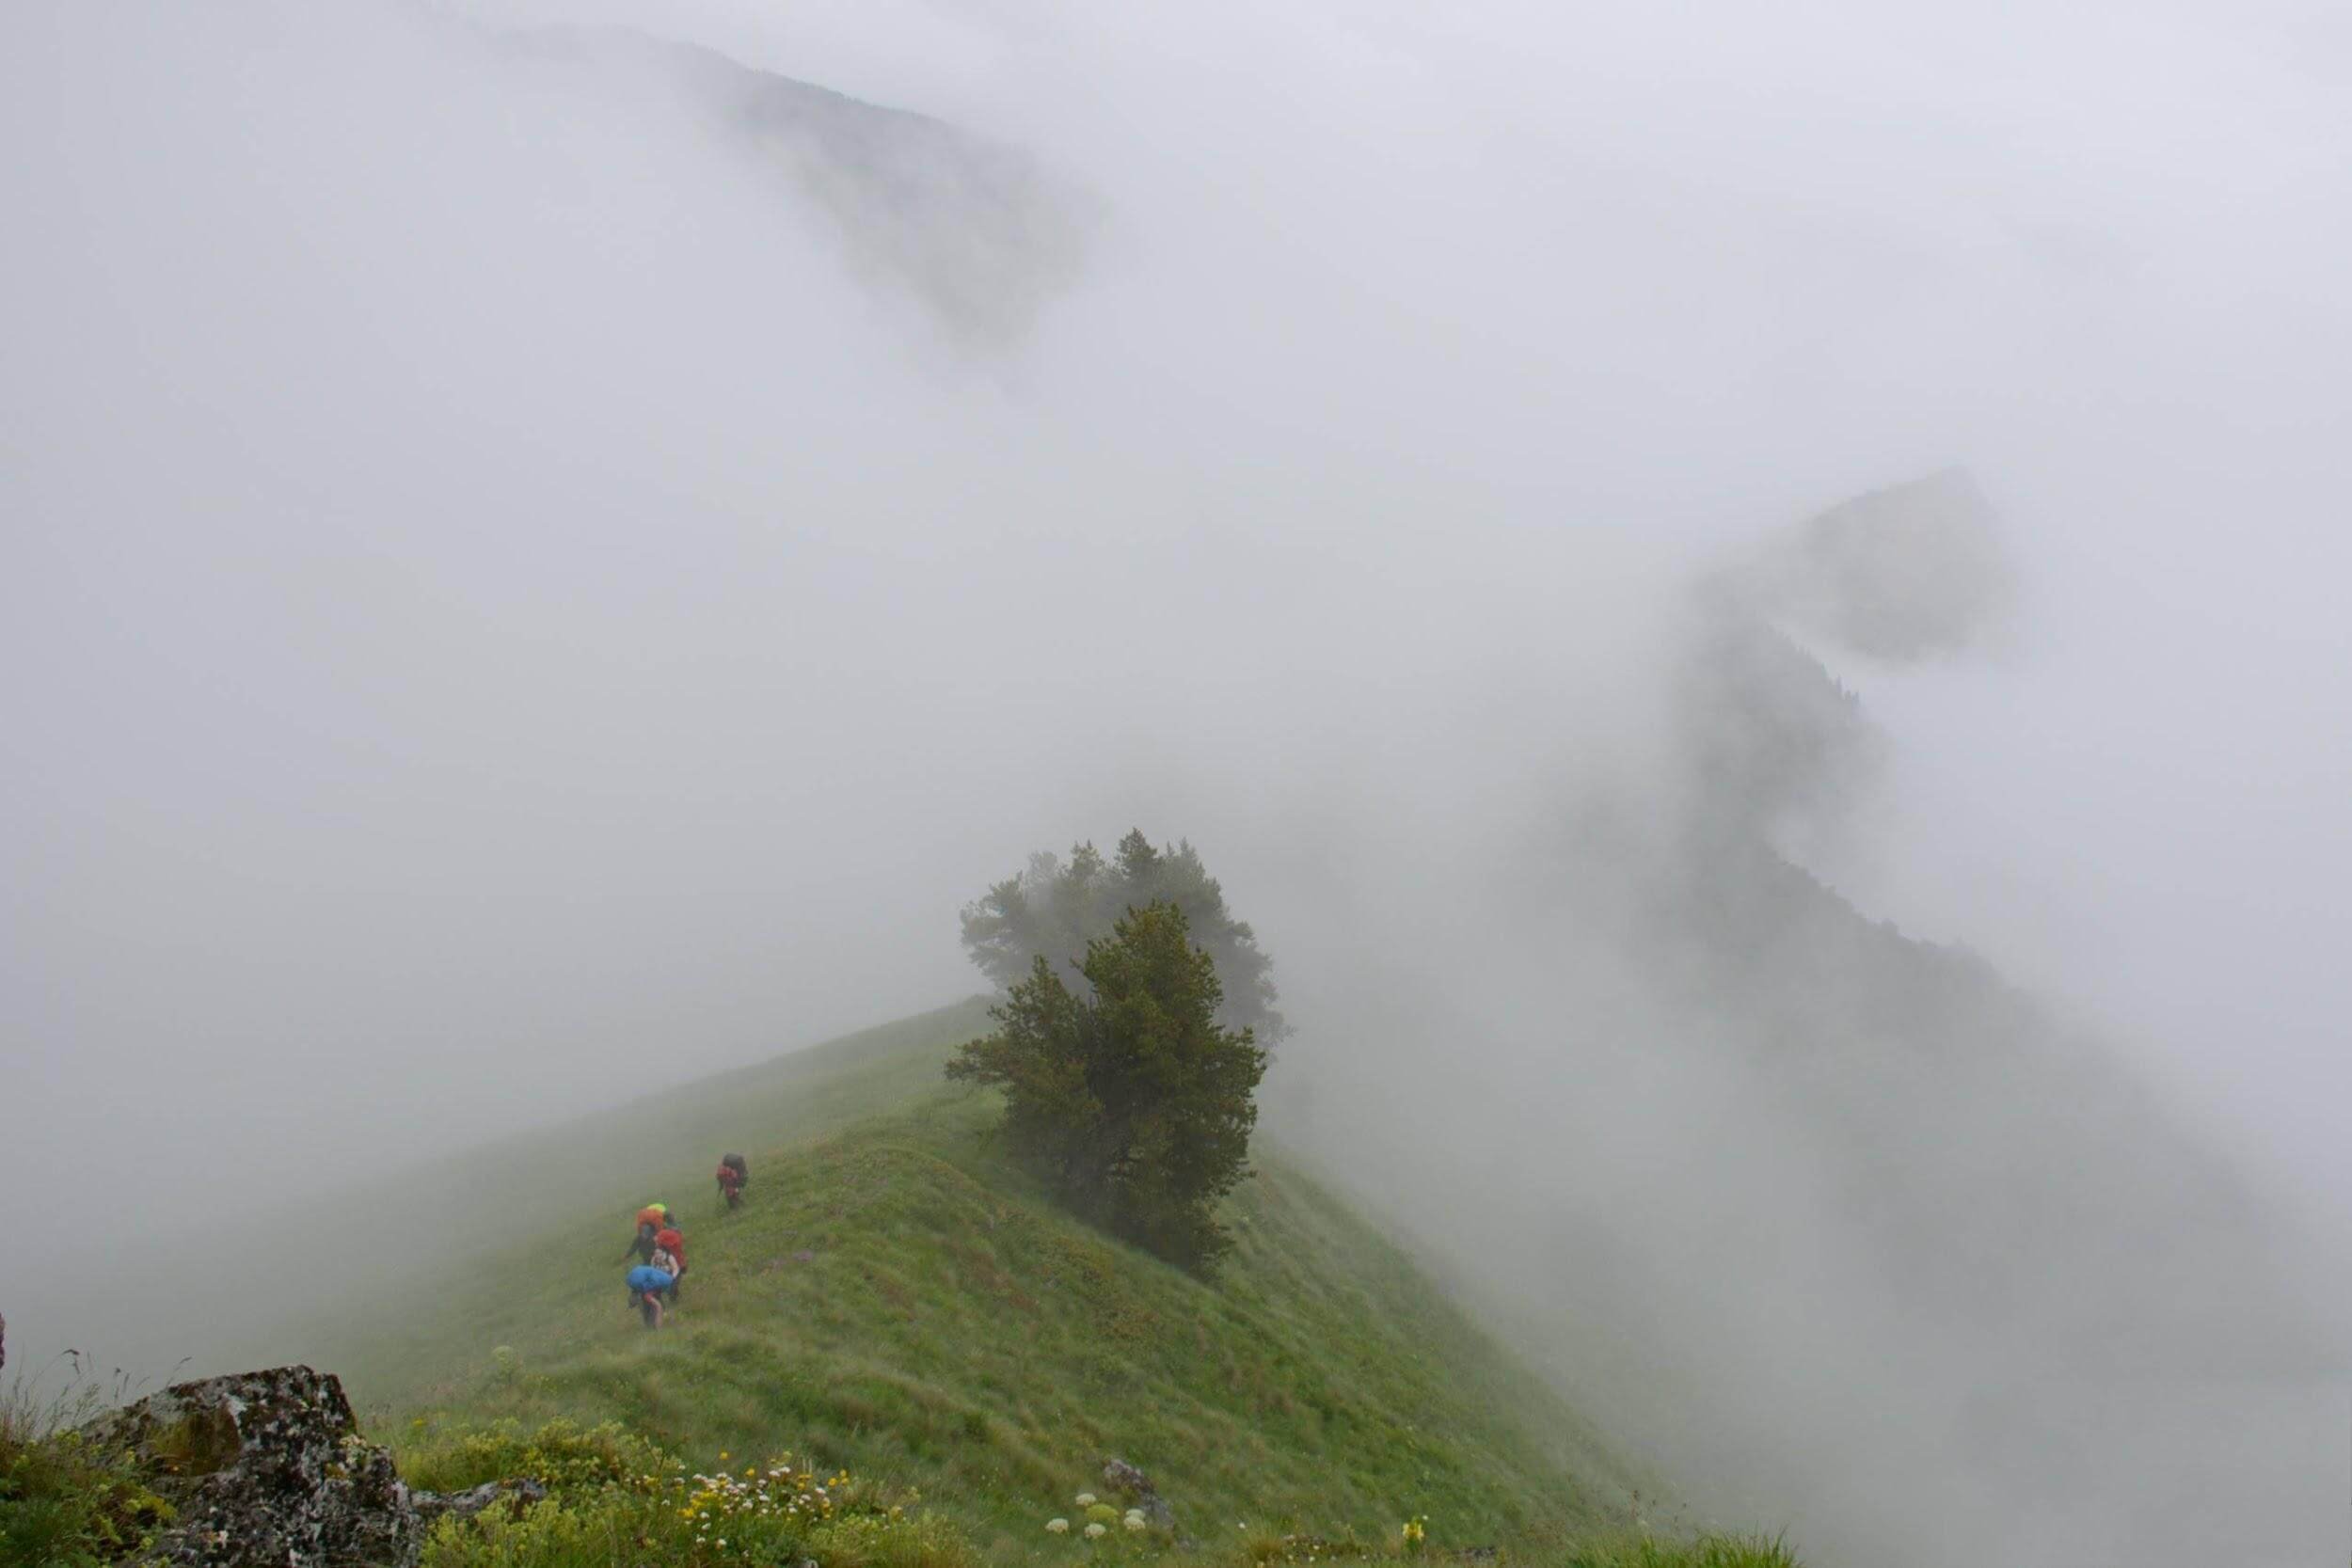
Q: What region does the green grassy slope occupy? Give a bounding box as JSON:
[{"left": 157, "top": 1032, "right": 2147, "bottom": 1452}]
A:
[{"left": 314, "top": 1006, "right": 1656, "bottom": 1560}]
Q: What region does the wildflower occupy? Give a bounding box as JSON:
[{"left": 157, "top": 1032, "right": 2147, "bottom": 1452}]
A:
[
  {"left": 1124, "top": 1515, "right": 1149, "bottom": 1532},
  {"left": 1075, "top": 1493, "right": 1098, "bottom": 1508},
  {"left": 1085, "top": 1523, "right": 1107, "bottom": 1539},
  {"left": 1047, "top": 1518, "right": 1071, "bottom": 1533}
]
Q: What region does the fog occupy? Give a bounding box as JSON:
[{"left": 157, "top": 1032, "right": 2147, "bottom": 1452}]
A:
[{"left": 5, "top": 2, "right": 2350, "bottom": 1563}]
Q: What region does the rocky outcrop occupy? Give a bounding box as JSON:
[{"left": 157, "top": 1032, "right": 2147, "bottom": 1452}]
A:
[
  {"left": 88, "top": 1365, "right": 539, "bottom": 1567},
  {"left": 1100, "top": 1455, "right": 1176, "bottom": 1533}
]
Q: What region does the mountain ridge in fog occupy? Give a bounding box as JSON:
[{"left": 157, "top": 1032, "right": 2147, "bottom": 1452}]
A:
[
  {"left": 497, "top": 24, "right": 1095, "bottom": 344},
  {"left": 1268, "top": 473, "right": 2331, "bottom": 1566}
]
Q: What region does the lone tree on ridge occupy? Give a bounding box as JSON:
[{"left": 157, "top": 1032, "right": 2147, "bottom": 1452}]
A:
[
  {"left": 960, "top": 829, "right": 1286, "bottom": 1041},
  {"left": 947, "top": 901, "right": 1268, "bottom": 1273}
]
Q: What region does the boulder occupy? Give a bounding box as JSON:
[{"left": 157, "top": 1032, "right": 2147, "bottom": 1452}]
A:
[{"left": 88, "top": 1364, "right": 537, "bottom": 1567}]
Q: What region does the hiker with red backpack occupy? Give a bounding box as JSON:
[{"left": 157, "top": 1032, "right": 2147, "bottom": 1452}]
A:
[
  {"left": 652, "top": 1222, "right": 688, "bottom": 1301},
  {"left": 717, "top": 1153, "right": 748, "bottom": 1209}
]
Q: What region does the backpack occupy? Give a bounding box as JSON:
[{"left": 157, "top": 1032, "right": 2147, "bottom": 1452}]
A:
[{"left": 721, "top": 1153, "right": 748, "bottom": 1180}]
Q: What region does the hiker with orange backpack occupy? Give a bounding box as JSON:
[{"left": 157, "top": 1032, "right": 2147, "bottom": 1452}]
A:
[
  {"left": 622, "top": 1203, "right": 669, "bottom": 1265},
  {"left": 716, "top": 1153, "right": 748, "bottom": 1210}
]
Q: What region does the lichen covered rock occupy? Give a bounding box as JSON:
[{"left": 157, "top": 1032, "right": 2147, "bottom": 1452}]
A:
[{"left": 89, "top": 1364, "right": 533, "bottom": 1567}]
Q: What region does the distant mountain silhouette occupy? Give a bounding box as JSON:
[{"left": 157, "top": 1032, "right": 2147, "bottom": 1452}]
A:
[{"left": 502, "top": 26, "right": 1096, "bottom": 343}]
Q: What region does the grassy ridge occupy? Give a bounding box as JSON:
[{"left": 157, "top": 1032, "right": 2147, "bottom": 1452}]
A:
[
  {"left": 262, "top": 1002, "right": 997, "bottom": 1380},
  {"left": 326, "top": 1008, "right": 1654, "bottom": 1560}
]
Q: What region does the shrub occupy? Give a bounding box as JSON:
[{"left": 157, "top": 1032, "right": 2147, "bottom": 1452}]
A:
[
  {"left": 419, "top": 1491, "right": 663, "bottom": 1568},
  {"left": 398, "top": 1418, "right": 672, "bottom": 1495}
]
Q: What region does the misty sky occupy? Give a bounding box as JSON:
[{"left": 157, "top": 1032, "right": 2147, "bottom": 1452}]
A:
[{"left": 6, "top": 0, "right": 2350, "bottom": 1480}]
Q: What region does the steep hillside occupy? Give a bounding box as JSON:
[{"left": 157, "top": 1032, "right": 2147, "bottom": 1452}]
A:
[{"left": 300, "top": 1009, "right": 1659, "bottom": 1560}]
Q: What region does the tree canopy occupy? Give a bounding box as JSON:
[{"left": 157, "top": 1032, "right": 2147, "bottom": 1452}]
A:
[
  {"left": 947, "top": 901, "right": 1268, "bottom": 1272},
  {"left": 960, "top": 830, "right": 1287, "bottom": 1041}
]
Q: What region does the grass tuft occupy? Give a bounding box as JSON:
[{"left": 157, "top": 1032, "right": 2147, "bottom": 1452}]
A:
[
  {"left": 0, "top": 1359, "right": 176, "bottom": 1568},
  {"left": 1540, "top": 1532, "right": 1802, "bottom": 1568}
]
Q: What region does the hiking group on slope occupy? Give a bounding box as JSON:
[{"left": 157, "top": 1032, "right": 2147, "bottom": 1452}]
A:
[{"left": 621, "top": 1154, "right": 749, "bottom": 1329}]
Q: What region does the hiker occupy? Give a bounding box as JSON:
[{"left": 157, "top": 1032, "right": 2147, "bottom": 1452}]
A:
[
  {"left": 717, "top": 1153, "right": 747, "bottom": 1208},
  {"left": 622, "top": 1203, "right": 668, "bottom": 1264},
  {"left": 626, "top": 1261, "right": 675, "bottom": 1327},
  {"left": 653, "top": 1223, "right": 688, "bottom": 1300}
]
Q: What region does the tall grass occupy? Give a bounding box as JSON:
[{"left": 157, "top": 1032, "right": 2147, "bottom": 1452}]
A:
[
  {"left": 0, "top": 1354, "right": 176, "bottom": 1568},
  {"left": 1540, "top": 1533, "right": 1801, "bottom": 1568}
]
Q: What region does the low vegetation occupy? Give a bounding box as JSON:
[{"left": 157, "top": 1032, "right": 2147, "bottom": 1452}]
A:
[
  {"left": 407, "top": 1420, "right": 967, "bottom": 1568},
  {"left": 401, "top": 1419, "right": 1794, "bottom": 1568},
  {"left": 1539, "top": 1535, "right": 1800, "bottom": 1568},
  {"left": 0, "top": 1365, "right": 172, "bottom": 1568},
  {"left": 403, "top": 1418, "right": 1789, "bottom": 1568}
]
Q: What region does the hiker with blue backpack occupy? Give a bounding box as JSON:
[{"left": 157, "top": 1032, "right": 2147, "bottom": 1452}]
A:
[
  {"left": 621, "top": 1202, "right": 679, "bottom": 1327},
  {"left": 626, "top": 1261, "right": 675, "bottom": 1328}
]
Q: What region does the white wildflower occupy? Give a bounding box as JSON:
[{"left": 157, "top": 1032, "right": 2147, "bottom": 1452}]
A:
[
  {"left": 1075, "top": 1493, "right": 1098, "bottom": 1508},
  {"left": 1047, "top": 1518, "right": 1071, "bottom": 1534},
  {"left": 1124, "top": 1515, "right": 1149, "bottom": 1532},
  {"left": 1085, "top": 1523, "right": 1107, "bottom": 1539}
]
